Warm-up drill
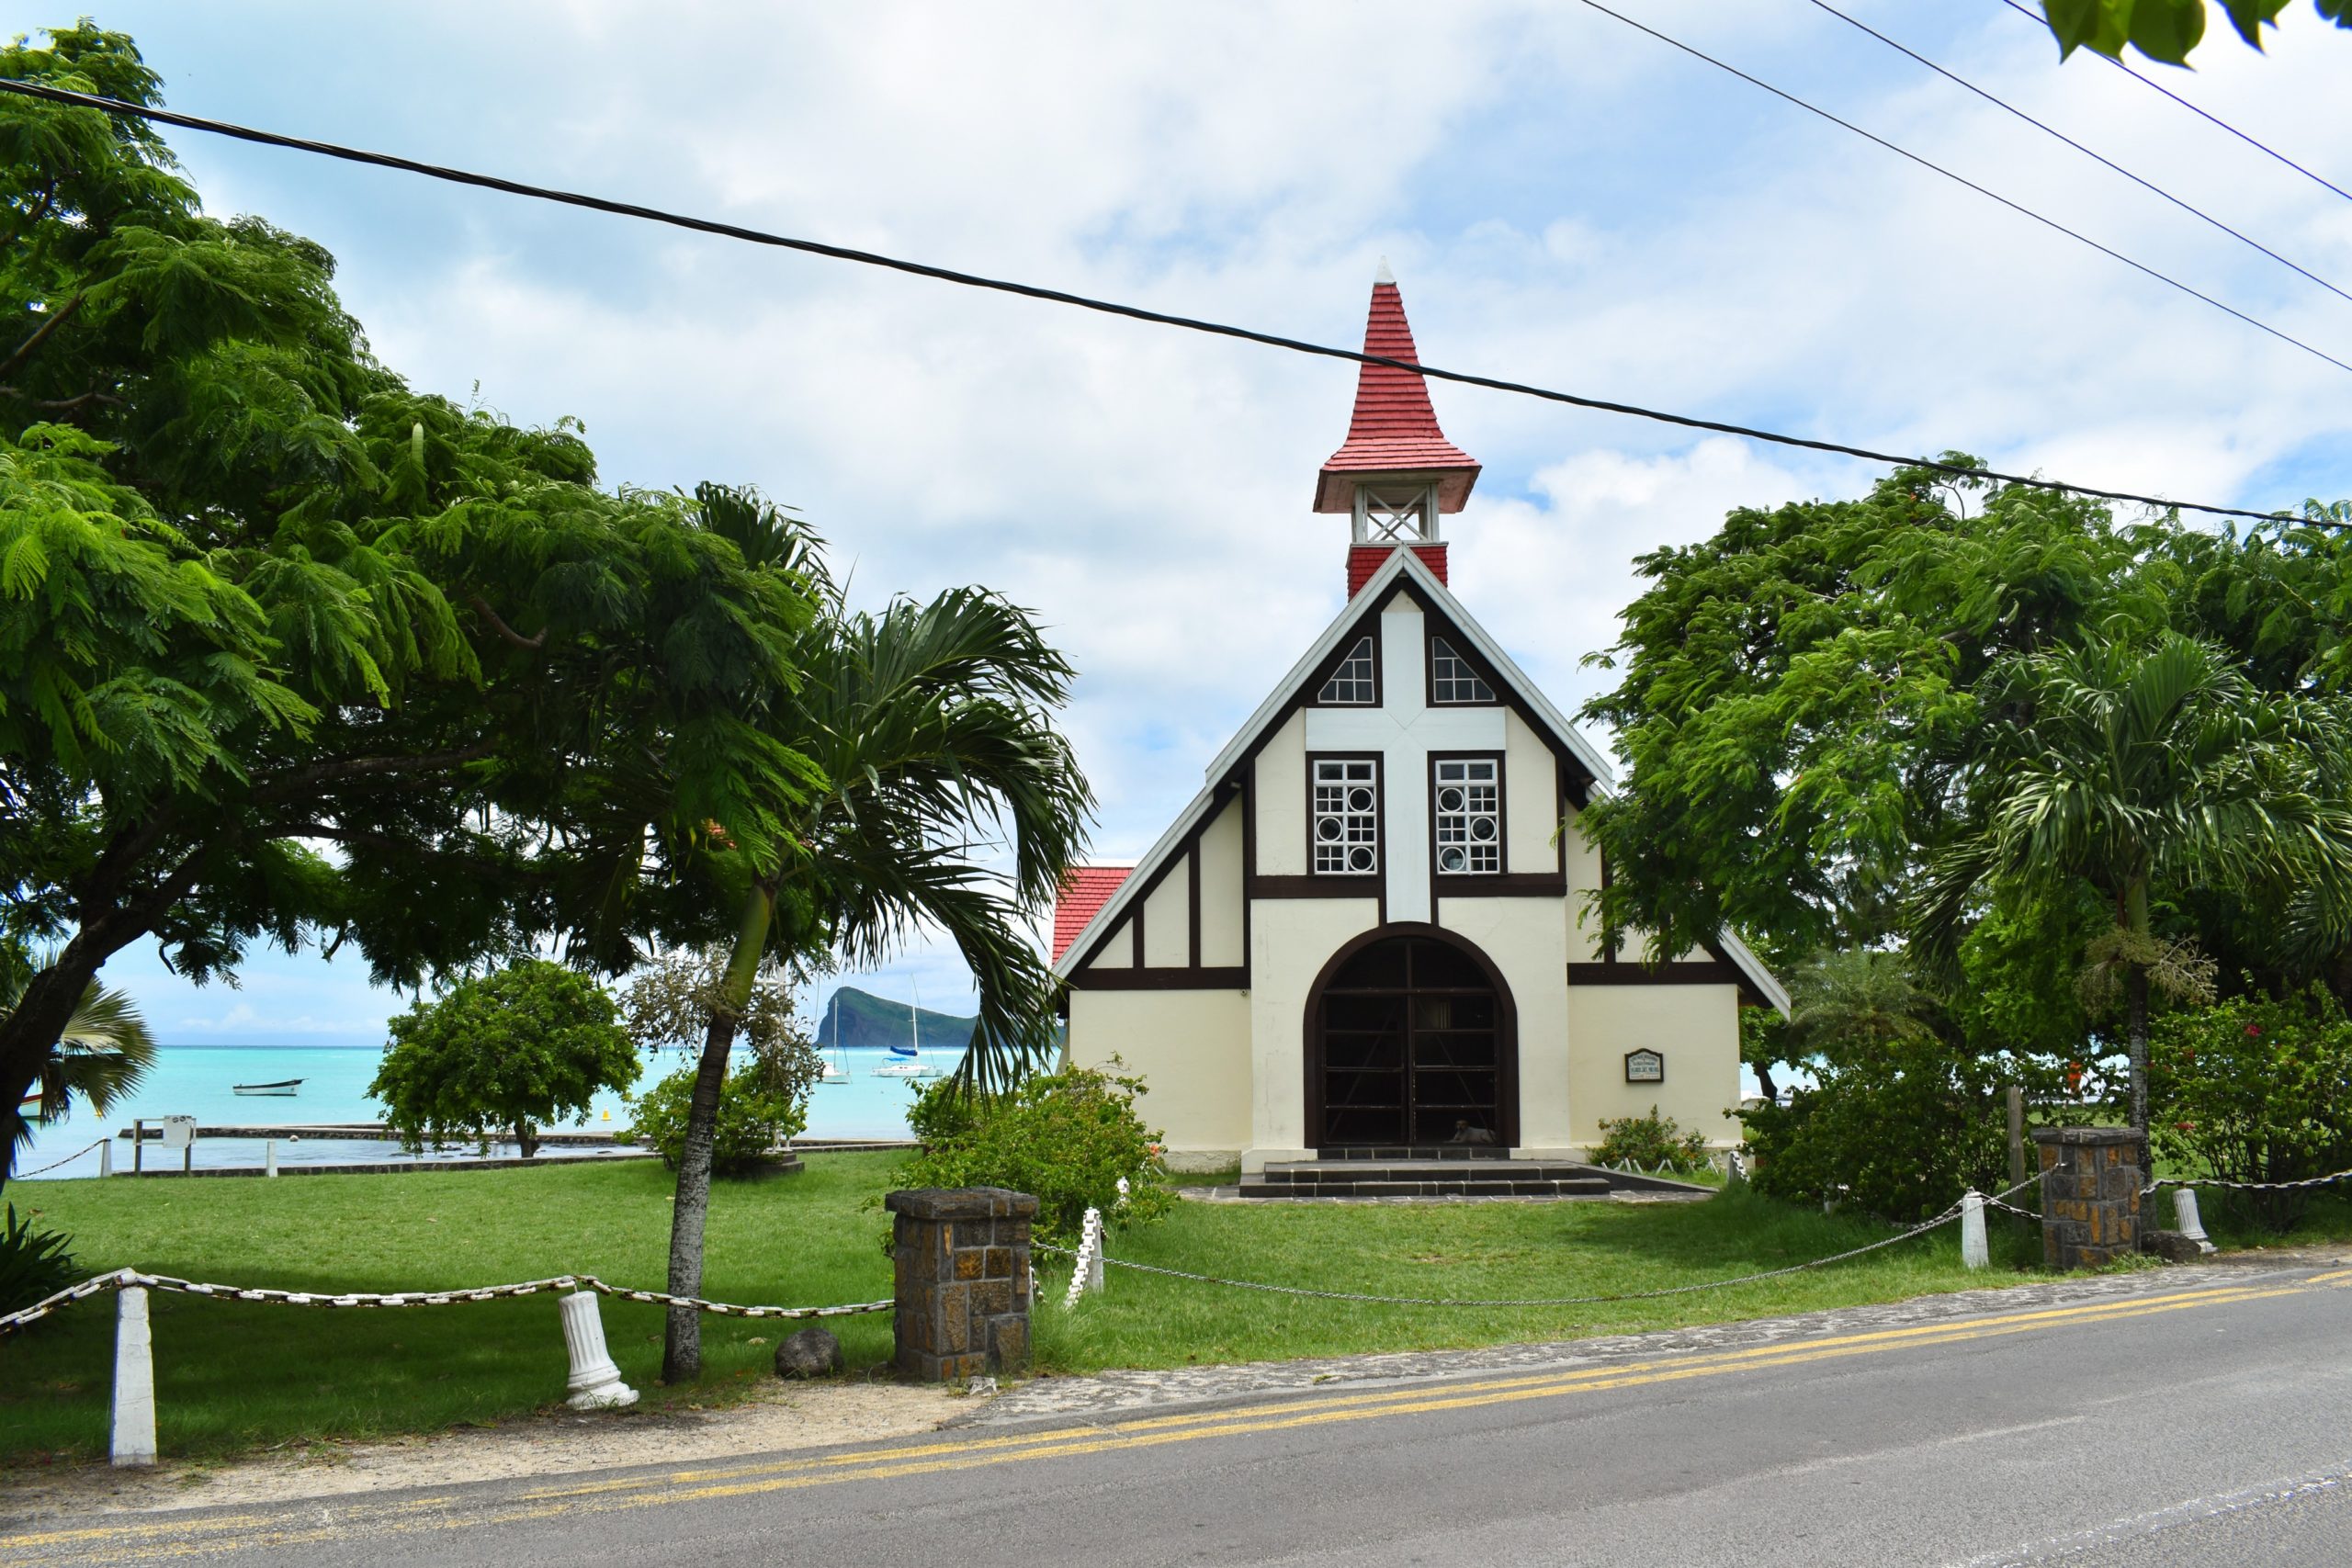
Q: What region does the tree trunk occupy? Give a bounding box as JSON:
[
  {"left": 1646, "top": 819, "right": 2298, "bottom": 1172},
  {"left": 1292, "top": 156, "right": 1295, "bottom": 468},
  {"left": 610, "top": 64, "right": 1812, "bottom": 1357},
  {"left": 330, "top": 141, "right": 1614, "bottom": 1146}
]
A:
[
  {"left": 661, "top": 880, "right": 775, "bottom": 1383},
  {"left": 1753, "top": 1061, "right": 1779, "bottom": 1105},
  {"left": 514, "top": 1120, "right": 538, "bottom": 1159},
  {"left": 0, "top": 953, "right": 108, "bottom": 1199}
]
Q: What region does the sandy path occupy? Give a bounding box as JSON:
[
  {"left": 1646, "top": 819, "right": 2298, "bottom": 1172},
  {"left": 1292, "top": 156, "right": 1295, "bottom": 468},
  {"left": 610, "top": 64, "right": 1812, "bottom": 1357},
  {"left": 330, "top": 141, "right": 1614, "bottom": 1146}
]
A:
[{"left": 0, "top": 1380, "right": 969, "bottom": 1528}]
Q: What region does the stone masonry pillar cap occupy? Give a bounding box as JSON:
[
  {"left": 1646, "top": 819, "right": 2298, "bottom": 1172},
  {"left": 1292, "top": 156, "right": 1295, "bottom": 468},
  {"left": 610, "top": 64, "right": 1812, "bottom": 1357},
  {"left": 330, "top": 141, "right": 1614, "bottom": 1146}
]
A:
[
  {"left": 885, "top": 1187, "right": 1041, "bottom": 1222},
  {"left": 2030, "top": 1126, "right": 2142, "bottom": 1147}
]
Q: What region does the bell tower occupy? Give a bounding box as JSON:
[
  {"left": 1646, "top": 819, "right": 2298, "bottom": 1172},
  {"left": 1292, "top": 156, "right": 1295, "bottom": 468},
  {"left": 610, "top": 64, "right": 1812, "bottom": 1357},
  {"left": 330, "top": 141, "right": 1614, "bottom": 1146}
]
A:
[{"left": 1314, "top": 262, "right": 1482, "bottom": 596}]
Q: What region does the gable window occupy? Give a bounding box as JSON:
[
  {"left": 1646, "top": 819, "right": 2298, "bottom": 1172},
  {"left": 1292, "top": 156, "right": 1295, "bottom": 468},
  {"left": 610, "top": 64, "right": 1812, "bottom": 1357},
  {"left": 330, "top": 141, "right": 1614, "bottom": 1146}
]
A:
[
  {"left": 1312, "top": 758, "right": 1379, "bottom": 875},
  {"left": 1430, "top": 636, "right": 1495, "bottom": 705},
  {"left": 1317, "top": 636, "right": 1377, "bottom": 705},
  {"left": 1433, "top": 759, "right": 1501, "bottom": 874}
]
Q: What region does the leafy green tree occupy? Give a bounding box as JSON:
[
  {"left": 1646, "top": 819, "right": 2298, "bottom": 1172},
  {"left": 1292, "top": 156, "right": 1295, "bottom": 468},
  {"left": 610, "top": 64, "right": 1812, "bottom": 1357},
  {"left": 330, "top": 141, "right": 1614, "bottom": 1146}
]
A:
[
  {"left": 2149, "top": 986, "right": 2352, "bottom": 1229},
  {"left": 628, "top": 1061, "right": 806, "bottom": 1176},
  {"left": 652, "top": 518, "right": 1092, "bottom": 1380},
  {"left": 1, "top": 973, "right": 153, "bottom": 1162},
  {"left": 369, "top": 959, "right": 638, "bottom": 1157},
  {"left": 0, "top": 26, "right": 824, "bottom": 1188},
  {"left": 2039, "top": 0, "right": 2350, "bottom": 67},
  {"left": 1915, "top": 632, "right": 2352, "bottom": 1156}
]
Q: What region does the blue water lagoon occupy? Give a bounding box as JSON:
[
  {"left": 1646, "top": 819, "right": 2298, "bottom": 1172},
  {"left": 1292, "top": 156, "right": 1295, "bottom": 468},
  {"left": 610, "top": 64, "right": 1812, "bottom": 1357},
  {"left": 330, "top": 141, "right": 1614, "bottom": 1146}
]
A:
[{"left": 15, "top": 1042, "right": 951, "bottom": 1179}]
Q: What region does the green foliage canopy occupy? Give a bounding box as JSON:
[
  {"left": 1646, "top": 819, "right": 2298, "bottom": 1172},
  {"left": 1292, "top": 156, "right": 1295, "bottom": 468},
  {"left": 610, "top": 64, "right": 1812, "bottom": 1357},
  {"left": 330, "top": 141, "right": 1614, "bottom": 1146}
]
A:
[
  {"left": 368, "top": 959, "right": 639, "bottom": 1158},
  {"left": 0, "top": 25, "right": 827, "bottom": 1177},
  {"left": 2040, "top": 0, "right": 2350, "bottom": 66},
  {"left": 897, "top": 1064, "right": 1171, "bottom": 1247}
]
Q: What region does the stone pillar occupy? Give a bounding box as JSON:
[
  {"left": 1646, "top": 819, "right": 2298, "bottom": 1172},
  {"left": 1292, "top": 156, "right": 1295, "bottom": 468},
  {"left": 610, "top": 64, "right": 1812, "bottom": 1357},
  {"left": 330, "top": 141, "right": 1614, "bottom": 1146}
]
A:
[
  {"left": 2031, "top": 1126, "right": 2143, "bottom": 1270},
  {"left": 111, "top": 1285, "right": 157, "bottom": 1467},
  {"left": 885, "top": 1187, "right": 1036, "bottom": 1382}
]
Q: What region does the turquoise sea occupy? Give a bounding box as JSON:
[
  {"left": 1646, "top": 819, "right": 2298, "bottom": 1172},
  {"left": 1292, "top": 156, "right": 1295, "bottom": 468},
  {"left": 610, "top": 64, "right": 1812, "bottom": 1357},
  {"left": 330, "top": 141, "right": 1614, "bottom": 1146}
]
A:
[{"left": 13, "top": 1043, "right": 954, "bottom": 1180}]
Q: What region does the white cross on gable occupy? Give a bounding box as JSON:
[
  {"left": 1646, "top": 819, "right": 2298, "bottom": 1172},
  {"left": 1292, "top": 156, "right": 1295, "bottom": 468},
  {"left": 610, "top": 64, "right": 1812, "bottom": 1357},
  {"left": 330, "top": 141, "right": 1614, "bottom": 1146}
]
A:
[{"left": 1301, "top": 597, "right": 1504, "bottom": 923}]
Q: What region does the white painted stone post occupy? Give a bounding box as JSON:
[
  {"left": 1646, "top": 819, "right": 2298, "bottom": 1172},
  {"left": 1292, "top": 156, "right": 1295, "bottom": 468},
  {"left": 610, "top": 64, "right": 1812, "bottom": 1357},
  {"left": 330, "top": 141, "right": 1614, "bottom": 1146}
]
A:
[
  {"left": 98, "top": 1138, "right": 112, "bottom": 1178},
  {"left": 111, "top": 1285, "right": 157, "bottom": 1466},
  {"left": 265, "top": 1140, "right": 277, "bottom": 1179},
  {"left": 1960, "top": 1190, "right": 1989, "bottom": 1270},
  {"left": 558, "top": 1290, "right": 639, "bottom": 1409},
  {"left": 1061, "top": 1207, "right": 1105, "bottom": 1308},
  {"left": 2174, "top": 1188, "right": 2217, "bottom": 1255}
]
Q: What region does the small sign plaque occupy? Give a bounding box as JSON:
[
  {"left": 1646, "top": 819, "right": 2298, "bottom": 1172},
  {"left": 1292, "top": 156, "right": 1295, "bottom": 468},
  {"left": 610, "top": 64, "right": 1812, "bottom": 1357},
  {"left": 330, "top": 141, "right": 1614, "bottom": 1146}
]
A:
[
  {"left": 159, "top": 1115, "right": 198, "bottom": 1150},
  {"left": 1623, "top": 1049, "right": 1664, "bottom": 1084}
]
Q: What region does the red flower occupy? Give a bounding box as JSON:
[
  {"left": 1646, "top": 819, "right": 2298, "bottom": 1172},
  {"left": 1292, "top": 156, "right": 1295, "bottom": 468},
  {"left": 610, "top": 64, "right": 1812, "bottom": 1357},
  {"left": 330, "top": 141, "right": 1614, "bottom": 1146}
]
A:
[
  {"left": 2176, "top": 1121, "right": 2196, "bottom": 1132},
  {"left": 2246, "top": 1024, "right": 2263, "bottom": 1037}
]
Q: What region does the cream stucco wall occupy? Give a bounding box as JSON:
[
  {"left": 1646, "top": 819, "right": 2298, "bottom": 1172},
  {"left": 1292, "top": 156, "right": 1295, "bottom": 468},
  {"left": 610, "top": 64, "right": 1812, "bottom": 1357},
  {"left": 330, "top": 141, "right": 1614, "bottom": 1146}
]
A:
[
  {"left": 1255, "top": 711, "right": 1307, "bottom": 876},
  {"left": 1084, "top": 915, "right": 1131, "bottom": 969},
  {"left": 1140, "top": 866, "right": 1188, "bottom": 968},
  {"left": 1197, "top": 797, "right": 1245, "bottom": 967},
  {"left": 1435, "top": 897, "right": 1573, "bottom": 1152},
  {"left": 1563, "top": 808, "right": 1605, "bottom": 962},
  {"left": 1502, "top": 711, "right": 1559, "bottom": 876},
  {"left": 1245, "top": 896, "right": 1378, "bottom": 1168},
  {"left": 1068, "top": 987, "right": 1252, "bottom": 1162},
  {"left": 1566, "top": 983, "right": 1744, "bottom": 1150}
]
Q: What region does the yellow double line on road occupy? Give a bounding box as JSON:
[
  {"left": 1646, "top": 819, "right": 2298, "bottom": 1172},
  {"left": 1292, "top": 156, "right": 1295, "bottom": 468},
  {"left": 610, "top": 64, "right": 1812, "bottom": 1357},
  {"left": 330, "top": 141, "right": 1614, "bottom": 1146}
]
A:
[{"left": 9, "top": 1274, "right": 2338, "bottom": 1565}]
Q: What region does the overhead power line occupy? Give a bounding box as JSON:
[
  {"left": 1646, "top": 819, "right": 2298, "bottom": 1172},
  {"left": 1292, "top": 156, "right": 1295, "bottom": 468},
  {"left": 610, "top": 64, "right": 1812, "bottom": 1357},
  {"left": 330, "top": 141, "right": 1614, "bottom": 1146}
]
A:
[
  {"left": 0, "top": 75, "right": 2304, "bottom": 527},
  {"left": 1996, "top": 0, "right": 2352, "bottom": 208},
  {"left": 1567, "top": 0, "right": 2352, "bottom": 378},
  {"left": 1808, "top": 0, "right": 2352, "bottom": 304}
]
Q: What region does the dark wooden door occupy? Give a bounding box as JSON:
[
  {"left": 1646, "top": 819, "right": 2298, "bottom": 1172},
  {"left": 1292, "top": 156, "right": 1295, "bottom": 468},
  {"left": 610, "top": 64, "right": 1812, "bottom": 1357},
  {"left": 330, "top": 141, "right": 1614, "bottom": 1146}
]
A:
[{"left": 1315, "top": 934, "right": 1504, "bottom": 1147}]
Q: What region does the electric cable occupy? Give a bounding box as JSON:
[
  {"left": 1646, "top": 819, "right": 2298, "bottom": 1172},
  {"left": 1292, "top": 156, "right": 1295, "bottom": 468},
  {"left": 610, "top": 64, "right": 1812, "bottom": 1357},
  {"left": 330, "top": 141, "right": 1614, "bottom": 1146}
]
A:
[
  {"left": 1567, "top": 0, "right": 2352, "bottom": 378},
  {"left": 1808, "top": 0, "right": 2350, "bottom": 304},
  {"left": 0, "top": 74, "right": 2307, "bottom": 526},
  {"left": 1996, "top": 0, "right": 2352, "bottom": 208}
]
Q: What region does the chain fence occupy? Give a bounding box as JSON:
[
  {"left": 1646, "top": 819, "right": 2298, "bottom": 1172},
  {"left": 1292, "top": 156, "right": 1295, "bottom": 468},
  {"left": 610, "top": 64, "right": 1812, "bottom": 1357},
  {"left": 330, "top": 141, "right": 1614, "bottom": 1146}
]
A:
[
  {"left": 1038, "top": 1172, "right": 2043, "bottom": 1310},
  {"left": 0, "top": 1267, "right": 891, "bottom": 1337},
  {"left": 8, "top": 1138, "right": 107, "bottom": 1179},
  {"left": 2144, "top": 1162, "right": 2352, "bottom": 1196}
]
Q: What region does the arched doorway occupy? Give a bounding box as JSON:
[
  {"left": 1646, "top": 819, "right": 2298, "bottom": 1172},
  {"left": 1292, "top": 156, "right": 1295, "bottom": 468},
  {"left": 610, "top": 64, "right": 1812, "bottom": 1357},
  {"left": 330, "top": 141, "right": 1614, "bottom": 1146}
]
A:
[{"left": 1305, "top": 926, "right": 1517, "bottom": 1150}]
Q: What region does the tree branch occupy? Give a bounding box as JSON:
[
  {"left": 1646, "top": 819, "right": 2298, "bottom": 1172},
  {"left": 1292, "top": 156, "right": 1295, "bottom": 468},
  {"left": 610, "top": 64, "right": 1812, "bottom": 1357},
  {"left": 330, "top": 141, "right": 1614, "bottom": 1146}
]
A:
[
  {"left": 0, "top": 290, "right": 84, "bottom": 382},
  {"left": 469, "top": 593, "right": 548, "bottom": 651},
  {"left": 248, "top": 741, "right": 501, "bottom": 804}
]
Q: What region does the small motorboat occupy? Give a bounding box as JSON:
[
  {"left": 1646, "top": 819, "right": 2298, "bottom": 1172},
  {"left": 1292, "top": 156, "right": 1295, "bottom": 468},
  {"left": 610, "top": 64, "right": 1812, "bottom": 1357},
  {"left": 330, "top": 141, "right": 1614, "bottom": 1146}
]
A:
[{"left": 232, "top": 1078, "right": 303, "bottom": 1096}]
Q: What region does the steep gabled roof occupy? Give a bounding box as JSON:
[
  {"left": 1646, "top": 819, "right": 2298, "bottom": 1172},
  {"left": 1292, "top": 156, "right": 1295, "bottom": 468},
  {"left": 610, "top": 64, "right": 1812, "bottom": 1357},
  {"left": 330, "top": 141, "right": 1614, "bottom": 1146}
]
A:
[
  {"left": 1313, "top": 268, "right": 1481, "bottom": 514},
  {"left": 1049, "top": 547, "right": 1789, "bottom": 1012}
]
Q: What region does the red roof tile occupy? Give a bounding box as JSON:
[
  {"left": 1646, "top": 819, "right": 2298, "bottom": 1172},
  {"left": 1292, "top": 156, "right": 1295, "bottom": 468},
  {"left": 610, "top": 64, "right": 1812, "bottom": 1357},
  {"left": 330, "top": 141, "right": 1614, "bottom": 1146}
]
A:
[
  {"left": 1314, "top": 277, "right": 1480, "bottom": 513},
  {"left": 1052, "top": 864, "right": 1134, "bottom": 964},
  {"left": 1348, "top": 543, "right": 1446, "bottom": 597}
]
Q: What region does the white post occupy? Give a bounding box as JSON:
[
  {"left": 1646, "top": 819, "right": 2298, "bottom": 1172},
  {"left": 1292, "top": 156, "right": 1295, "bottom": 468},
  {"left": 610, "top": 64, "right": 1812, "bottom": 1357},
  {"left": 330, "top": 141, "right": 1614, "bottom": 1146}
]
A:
[
  {"left": 265, "top": 1140, "right": 277, "bottom": 1179},
  {"left": 1084, "top": 1208, "right": 1105, "bottom": 1294},
  {"left": 1961, "top": 1190, "right": 1989, "bottom": 1270},
  {"left": 98, "top": 1138, "right": 112, "bottom": 1178},
  {"left": 2174, "top": 1188, "right": 2217, "bottom": 1255},
  {"left": 558, "top": 1291, "right": 639, "bottom": 1409},
  {"left": 111, "top": 1285, "right": 157, "bottom": 1466}
]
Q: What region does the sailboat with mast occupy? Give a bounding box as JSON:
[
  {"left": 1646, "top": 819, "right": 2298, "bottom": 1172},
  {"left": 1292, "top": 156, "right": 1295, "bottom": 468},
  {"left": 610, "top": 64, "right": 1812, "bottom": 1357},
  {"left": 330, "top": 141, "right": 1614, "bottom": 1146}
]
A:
[
  {"left": 818, "top": 990, "right": 852, "bottom": 1085},
  {"left": 872, "top": 979, "right": 942, "bottom": 1079}
]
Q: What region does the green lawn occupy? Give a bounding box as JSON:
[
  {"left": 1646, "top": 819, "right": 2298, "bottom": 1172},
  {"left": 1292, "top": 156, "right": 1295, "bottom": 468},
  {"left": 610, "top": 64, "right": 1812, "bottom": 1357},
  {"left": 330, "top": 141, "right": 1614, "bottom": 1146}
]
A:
[{"left": 3, "top": 1156, "right": 2061, "bottom": 1464}]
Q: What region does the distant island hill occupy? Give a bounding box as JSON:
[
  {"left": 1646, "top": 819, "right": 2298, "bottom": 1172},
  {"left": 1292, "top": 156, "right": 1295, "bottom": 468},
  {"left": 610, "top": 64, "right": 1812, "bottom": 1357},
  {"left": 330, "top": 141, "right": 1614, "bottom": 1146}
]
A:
[{"left": 812, "top": 987, "right": 978, "bottom": 1051}]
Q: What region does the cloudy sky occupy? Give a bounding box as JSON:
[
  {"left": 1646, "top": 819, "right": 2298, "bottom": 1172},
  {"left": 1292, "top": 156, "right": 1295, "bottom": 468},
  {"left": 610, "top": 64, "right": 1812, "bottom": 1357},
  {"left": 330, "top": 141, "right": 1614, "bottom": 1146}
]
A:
[{"left": 71, "top": 1, "right": 2352, "bottom": 1039}]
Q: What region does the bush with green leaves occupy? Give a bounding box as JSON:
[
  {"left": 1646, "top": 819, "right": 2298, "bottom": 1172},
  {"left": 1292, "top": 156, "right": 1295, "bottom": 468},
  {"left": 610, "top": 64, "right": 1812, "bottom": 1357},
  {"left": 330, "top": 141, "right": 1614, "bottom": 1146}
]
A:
[
  {"left": 0, "top": 1203, "right": 77, "bottom": 1316},
  {"left": 629, "top": 1061, "right": 807, "bottom": 1176},
  {"left": 894, "top": 1064, "right": 1171, "bottom": 1247},
  {"left": 2149, "top": 987, "right": 2352, "bottom": 1232},
  {"left": 368, "top": 960, "right": 639, "bottom": 1157},
  {"left": 1592, "top": 1106, "right": 1713, "bottom": 1172}
]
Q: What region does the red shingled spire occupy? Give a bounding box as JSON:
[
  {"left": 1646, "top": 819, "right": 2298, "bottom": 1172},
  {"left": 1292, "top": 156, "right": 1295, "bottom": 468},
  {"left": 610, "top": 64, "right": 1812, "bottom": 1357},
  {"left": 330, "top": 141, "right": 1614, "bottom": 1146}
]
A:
[{"left": 1313, "top": 264, "right": 1481, "bottom": 515}]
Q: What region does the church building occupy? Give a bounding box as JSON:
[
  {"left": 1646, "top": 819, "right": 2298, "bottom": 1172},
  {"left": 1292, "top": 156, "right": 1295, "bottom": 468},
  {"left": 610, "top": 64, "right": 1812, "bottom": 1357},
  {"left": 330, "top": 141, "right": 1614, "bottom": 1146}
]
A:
[{"left": 1051, "top": 270, "right": 1785, "bottom": 1177}]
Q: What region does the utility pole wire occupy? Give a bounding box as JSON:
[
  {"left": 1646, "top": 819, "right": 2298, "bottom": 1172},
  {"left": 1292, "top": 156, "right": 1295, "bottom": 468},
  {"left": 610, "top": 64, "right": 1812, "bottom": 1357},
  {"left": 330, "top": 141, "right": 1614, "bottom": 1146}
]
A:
[
  {"left": 0, "top": 75, "right": 2304, "bottom": 527},
  {"left": 1995, "top": 0, "right": 2352, "bottom": 208},
  {"left": 1809, "top": 0, "right": 2351, "bottom": 304},
  {"left": 1567, "top": 0, "right": 2352, "bottom": 378}
]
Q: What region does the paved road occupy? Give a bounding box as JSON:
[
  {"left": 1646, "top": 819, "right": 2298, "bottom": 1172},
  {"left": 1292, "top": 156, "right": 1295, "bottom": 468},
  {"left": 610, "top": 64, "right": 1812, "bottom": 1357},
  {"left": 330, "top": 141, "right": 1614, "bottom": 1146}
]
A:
[{"left": 15, "top": 1263, "right": 2352, "bottom": 1568}]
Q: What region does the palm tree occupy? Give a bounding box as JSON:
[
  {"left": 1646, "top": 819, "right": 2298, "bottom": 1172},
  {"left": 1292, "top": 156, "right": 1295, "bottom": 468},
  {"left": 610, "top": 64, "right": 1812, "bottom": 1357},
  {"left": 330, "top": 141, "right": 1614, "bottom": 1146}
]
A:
[
  {"left": 655, "top": 501, "right": 1092, "bottom": 1382},
  {"left": 1785, "top": 949, "right": 1942, "bottom": 1063},
  {"left": 1914, "top": 631, "right": 2352, "bottom": 1160},
  {"left": 1, "top": 976, "right": 157, "bottom": 1188}
]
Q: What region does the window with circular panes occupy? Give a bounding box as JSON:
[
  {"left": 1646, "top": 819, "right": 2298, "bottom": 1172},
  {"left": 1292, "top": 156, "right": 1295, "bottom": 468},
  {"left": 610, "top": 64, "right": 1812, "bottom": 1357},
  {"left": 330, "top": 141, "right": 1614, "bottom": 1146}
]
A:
[
  {"left": 1433, "top": 758, "right": 1500, "bottom": 874},
  {"left": 1313, "top": 759, "right": 1378, "bottom": 875}
]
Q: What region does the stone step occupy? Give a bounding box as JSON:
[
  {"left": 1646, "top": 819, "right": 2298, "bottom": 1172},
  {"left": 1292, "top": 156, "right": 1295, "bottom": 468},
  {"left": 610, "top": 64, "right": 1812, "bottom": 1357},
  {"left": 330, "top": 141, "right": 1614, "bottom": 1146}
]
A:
[
  {"left": 1257, "top": 1162, "right": 1598, "bottom": 1183},
  {"left": 1235, "top": 1175, "right": 1615, "bottom": 1199}
]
